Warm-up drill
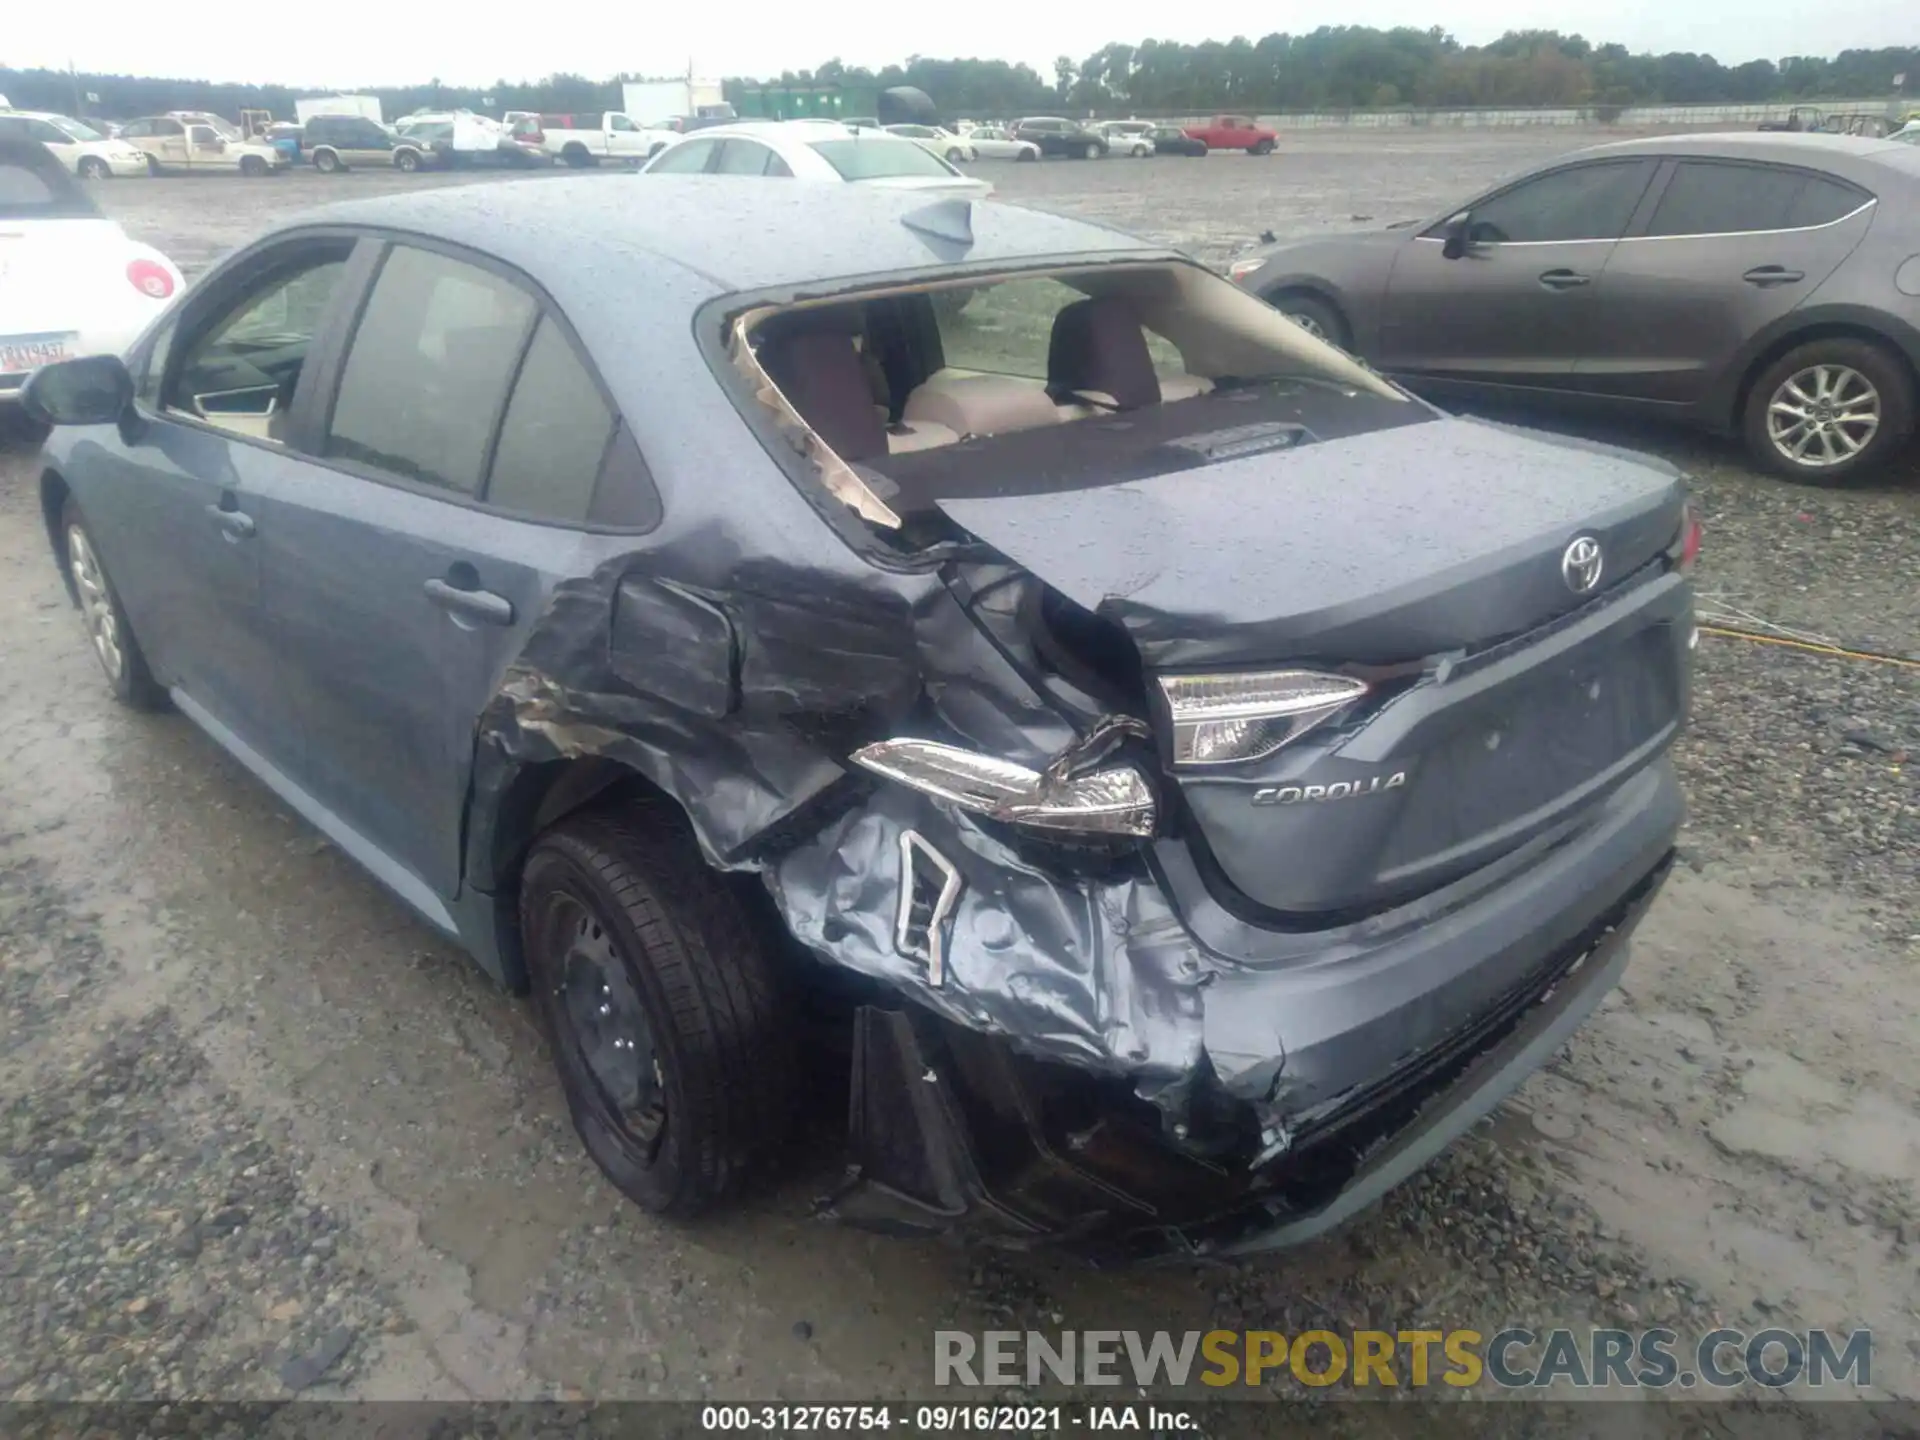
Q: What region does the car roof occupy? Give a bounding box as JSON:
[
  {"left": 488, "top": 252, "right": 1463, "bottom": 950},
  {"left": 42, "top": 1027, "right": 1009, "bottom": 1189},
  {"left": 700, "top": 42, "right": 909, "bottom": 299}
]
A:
[
  {"left": 1571, "top": 129, "right": 1920, "bottom": 179},
  {"left": 297, "top": 173, "right": 1156, "bottom": 295}
]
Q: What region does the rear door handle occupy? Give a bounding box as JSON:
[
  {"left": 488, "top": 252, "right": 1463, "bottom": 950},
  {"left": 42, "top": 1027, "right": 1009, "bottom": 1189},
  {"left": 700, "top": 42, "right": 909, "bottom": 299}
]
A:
[
  {"left": 204, "top": 503, "right": 255, "bottom": 540},
  {"left": 1537, "top": 269, "right": 1591, "bottom": 290},
  {"left": 423, "top": 576, "right": 514, "bottom": 627},
  {"left": 1742, "top": 265, "right": 1805, "bottom": 287}
]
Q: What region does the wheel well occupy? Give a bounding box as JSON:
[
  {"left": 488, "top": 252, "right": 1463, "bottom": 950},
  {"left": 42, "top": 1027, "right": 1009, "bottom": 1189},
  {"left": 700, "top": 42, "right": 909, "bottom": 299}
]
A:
[
  {"left": 39, "top": 469, "right": 78, "bottom": 605},
  {"left": 485, "top": 757, "right": 684, "bottom": 897},
  {"left": 1731, "top": 323, "right": 1920, "bottom": 430}
]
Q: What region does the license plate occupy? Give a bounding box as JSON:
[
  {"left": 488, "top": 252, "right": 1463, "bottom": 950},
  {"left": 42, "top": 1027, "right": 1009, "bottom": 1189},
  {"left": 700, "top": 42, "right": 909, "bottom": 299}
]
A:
[{"left": 0, "top": 333, "right": 74, "bottom": 374}]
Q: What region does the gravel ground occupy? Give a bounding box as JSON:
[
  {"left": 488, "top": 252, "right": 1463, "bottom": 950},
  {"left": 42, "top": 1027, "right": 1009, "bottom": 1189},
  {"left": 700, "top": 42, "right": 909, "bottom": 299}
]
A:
[{"left": 1, "top": 128, "right": 1916, "bottom": 1414}]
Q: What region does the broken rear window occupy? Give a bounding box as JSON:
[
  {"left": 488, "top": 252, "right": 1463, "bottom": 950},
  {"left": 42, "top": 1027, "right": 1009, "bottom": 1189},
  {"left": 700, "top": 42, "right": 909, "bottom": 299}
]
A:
[{"left": 728, "top": 260, "right": 1420, "bottom": 549}]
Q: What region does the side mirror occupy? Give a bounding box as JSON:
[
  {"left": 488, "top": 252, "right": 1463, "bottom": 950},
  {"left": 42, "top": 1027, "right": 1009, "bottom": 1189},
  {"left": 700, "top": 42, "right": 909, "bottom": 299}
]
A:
[
  {"left": 20, "top": 354, "right": 134, "bottom": 427},
  {"left": 1440, "top": 212, "right": 1472, "bottom": 260}
]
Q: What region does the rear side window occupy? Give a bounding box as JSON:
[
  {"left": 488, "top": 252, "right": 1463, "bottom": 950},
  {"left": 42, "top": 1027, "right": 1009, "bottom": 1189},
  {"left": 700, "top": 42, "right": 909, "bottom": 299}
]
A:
[
  {"left": 485, "top": 317, "right": 615, "bottom": 522},
  {"left": 0, "top": 153, "right": 98, "bottom": 219},
  {"left": 1463, "top": 160, "right": 1655, "bottom": 244},
  {"left": 326, "top": 245, "right": 536, "bottom": 494},
  {"left": 936, "top": 275, "right": 1186, "bottom": 381},
  {"left": 1644, "top": 162, "right": 1869, "bottom": 236},
  {"left": 714, "top": 140, "right": 775, "bottom": 175}
]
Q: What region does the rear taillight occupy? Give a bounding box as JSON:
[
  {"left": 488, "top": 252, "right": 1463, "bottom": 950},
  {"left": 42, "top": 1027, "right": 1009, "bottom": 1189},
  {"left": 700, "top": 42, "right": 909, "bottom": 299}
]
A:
[
  {"left": 1671, "top": 504, "right": 1703, "bottom": 574},
  {"left": 127, "top": 258, "right": 175, "bottom": 300}
]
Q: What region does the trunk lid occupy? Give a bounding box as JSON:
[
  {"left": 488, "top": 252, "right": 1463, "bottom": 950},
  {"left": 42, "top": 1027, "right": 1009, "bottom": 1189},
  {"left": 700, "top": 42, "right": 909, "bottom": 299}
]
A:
[{"left": 938, "top": 416, "right": 1691, "bottom": 917}]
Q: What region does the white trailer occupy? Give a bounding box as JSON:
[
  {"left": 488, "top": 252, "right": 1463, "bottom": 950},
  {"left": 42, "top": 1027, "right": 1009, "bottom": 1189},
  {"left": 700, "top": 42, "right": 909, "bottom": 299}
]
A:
[
  {"left": 622, "top": 79, "right": 727, "bottom": 126},
  {"left": 295, "top": 95, "right": 384, "bottom": 126}
]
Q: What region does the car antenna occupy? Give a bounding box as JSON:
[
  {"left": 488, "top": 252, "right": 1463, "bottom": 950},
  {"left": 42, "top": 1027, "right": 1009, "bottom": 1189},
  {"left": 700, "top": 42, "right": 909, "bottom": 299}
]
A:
[{"left": 901, "top": 199, "right": 975, "bottom": 250}]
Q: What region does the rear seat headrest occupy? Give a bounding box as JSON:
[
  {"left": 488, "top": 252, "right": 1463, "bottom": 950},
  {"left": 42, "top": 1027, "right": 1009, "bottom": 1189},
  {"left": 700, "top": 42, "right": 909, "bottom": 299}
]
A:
[
  {"left": 759, "top": 326, "right": 888, "bottom": 463},
  {"left": 1046, "top": 296, "right": 1161, "bottom": 411}
]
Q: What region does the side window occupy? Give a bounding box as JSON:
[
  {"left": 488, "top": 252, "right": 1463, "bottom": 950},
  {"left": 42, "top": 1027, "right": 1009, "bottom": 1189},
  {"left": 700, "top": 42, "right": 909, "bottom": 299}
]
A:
[
  {"left": 156, "top": 120, "right": 184, "bottom": 138},
  {"left": 1646, "top": 162, "right": 1813, "bottom": 236},
  {"left": 1788, "top": 175, "right": 1872, "bottom": 228},
  {"left": 0, "top": 118, "right": 25, "bottom": 141},
  {"left": 715, "top": 140, "right": 773, "bottom": 175},
  {"left": 766, "top": 151, "right": 793, "bottom": 178},
  {"left": 485, "top": 317, "right": 615, "bottom": 523},
  {"left": 1463, "top": 160, "right": 1655, "bottom": 244},
  {"left": 648, "top": 138, "right": 716, "bottom": 173},
  {"left": 326, "top": 245, "right": 536, "bottom": 495},
  {"left": 28, "top": 120, "right": 68, "bottom": 145},
  {"left": 189, "top": 126, "right": 218, "bottom": 146},
  {"left": 609, "top": 114, "right": 636, "bottom": 132},
  {"left": 933, "top": 276, "right": 1186, "bottom": 381},
  {"left": 162, "top": 250, "right": 351, "bottom": 442}
]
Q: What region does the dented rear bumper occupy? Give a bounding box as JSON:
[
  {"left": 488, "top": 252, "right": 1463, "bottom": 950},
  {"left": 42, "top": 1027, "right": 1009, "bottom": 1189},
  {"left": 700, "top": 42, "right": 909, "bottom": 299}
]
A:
[{"left": 784, "top": 761, "right": 1678, "bottom": 1259}]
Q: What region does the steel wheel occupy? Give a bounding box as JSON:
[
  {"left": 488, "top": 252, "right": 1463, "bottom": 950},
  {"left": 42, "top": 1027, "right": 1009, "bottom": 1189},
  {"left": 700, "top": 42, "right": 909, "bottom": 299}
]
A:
[
  {"left": 547, "top": 891, "right": 668, "bottom": 1158},
  {"left": 1287, "top": 311, "right": 1328, "bottom": 340},
  {"left": 67, "top": 523, "right": 126, "bottom": 684},
  {"left": 1766, "top": 364, "right": 1880, "bottom": 468}
]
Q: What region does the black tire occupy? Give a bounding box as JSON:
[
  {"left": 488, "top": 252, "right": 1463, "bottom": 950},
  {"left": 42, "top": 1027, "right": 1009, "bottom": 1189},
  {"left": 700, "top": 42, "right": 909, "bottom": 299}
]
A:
[
  {"left": 521, "top": 803, "right": 797, "bottom": 1217},
  {"left": 240, "top": 154, "right": 268, "bottom": 177},
  {"left": 1267, "top": 290, "right": 1350, "bottom": 349},
  {"left": 946, "top": 147, "right": 965, "bottom": 163},
  {"left": 562, "top": 143, "right": 593, "bottom": 168},
  {"left": 1740, "top": 337, "right": 1915, "bottom": 485},
  {"left": 59, "top": 498, "right": 166, "bottom": 710},
  {"left": 1016, "top": 148, "right": 1038, "bottom": 162},
  {"left": 313, "top": 148, "right": 341, "bottom": 173},
  {"left": 394, "top": 148, "right": 419, "bottom": 172},
  {"left": 1081, "top": 141, "right": 1101, "bottom": 160},
  {"left": 1250, "top": 139, "right": 1275, "bottom": 156},
  {"left": 78, "top": 156, "right": 110, "bottom": 181}
]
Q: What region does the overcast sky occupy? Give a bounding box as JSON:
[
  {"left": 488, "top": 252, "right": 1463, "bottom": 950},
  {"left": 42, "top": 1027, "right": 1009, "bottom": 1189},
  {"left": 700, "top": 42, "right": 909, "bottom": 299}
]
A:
[{"left": 4, "top": 0, "right": 1911, "bottom": 89}]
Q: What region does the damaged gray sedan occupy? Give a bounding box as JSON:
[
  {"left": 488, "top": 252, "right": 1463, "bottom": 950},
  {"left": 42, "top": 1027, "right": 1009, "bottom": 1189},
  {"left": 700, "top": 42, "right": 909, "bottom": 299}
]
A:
[{"left": 24, "top": 176, "right": 1698, "bottom": 1260}]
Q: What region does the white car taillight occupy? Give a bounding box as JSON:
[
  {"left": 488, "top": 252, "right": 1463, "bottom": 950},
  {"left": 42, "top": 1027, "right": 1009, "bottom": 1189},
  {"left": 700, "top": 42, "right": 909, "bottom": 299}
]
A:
[
  {"left": 1158, "top": 671, "right": 1369, "bottom": 766},
  {"left": 852, "top": 739, "right": 1157, "bottom": 838},
  {"left": 127, "top": 259, "right": 175, "bottom": 299}
]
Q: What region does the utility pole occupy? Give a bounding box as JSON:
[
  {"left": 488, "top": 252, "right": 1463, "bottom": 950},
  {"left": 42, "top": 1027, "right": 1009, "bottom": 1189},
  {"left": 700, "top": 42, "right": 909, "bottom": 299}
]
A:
[{"left": 68, "top": 59, "right": 84, "bottom": 119}]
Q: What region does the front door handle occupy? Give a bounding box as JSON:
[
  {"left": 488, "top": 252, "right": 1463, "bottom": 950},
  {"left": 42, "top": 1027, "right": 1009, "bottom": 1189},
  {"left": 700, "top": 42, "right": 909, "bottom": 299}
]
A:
[
  {"left": 424, "top": 576, "right": 514, "bottom": 627},
  {"left": 1742, "top": 265, "right": 1805, "bottom": 287},
  {"left": 204, "top": 503, "right": 255, "bottom": 540},
  {"left": 1537, "top": 268, "right": 1591, "bottom": 290}
]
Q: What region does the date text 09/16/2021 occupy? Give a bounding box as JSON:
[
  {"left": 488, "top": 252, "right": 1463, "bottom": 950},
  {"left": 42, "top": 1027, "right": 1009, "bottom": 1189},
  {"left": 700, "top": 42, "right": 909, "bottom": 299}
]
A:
[{"left": 700, "top": 1405, "right": 1196, "bottom": 1432}]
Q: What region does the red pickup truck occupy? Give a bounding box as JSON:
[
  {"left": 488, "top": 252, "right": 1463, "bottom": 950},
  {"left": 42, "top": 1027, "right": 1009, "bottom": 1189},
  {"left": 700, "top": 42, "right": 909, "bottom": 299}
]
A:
[{"left": 1183, "top": 115, "right": 1279, "bottom": 154}]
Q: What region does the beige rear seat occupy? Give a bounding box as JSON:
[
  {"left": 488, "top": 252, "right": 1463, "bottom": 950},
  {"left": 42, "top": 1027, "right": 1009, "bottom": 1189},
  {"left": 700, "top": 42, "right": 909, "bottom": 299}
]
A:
[{"left": 903, "top": 372, "right": 1063, "bottom": 438}]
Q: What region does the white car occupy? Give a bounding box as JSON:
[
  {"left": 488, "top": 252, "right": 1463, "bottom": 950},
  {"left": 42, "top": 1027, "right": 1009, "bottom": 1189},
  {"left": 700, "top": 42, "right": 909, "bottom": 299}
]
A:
[
  {"left": 0, "top": 111, "right": 150, "bottom": 179},
  {"left": 0, "top": 140, "right": 181, "bottom": 427},
  {"left": 642, "top": 123, "right": 991, "bottom": 198},
  {"left": 1099, "top": 121, "right": 1156, "bottom": 157},
  {"left": 1893, "top": 121, "right": 1920, "bottom": 145},
  {"left": 960, "top": 126, "right": 1040, "bottom": 162},
  {"left": 883, "top": 124, "right": 975, "bottom": 163}
]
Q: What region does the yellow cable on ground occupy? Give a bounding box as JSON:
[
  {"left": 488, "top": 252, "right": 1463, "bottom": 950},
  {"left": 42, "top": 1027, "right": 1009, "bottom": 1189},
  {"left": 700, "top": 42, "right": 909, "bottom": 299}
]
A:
[{"left": 1697, "top": 624, "right": 1920, "bottom": 672}]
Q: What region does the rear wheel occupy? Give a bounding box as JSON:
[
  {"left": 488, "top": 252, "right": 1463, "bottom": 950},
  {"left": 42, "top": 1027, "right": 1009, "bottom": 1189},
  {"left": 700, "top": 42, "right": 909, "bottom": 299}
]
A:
[
  {"left": 946, "top": 147, "right": 965, "bottom": 163},
  {"left": 394, "top": 148, "right": 419, "bottom": 172},
  {"left": 61, "top": 499, "right": 165, "bottom": 710},
  {"left": 562, "top": 143, "right": 594, "bottom": 168},
  {"left": 521, "top": 804, "right": 798, "bottom": 1217},
  {"left": 1016, "top": 147, "right": 1038, "bottom": 163},
  {"left": 313, "top": 148, "right": 341, "bottom": 173},
  {"left": 239, "top": 154, "right": 268, "bottom": 177},
  {"left": 1081, "top": 141, "right": 1101, "bottom": 160},
  {"left": 1250, "top": 139, "right": 1275, "bottom": 156},
  {"left": 1741, "top": 338, "right": 1914, "bottom": 484},
  {"left": 1267, "top": 290, "right": 1350, "bottom": 349},
  {"left": 78, "top": 156, "right": 110, "bottom": 181}
]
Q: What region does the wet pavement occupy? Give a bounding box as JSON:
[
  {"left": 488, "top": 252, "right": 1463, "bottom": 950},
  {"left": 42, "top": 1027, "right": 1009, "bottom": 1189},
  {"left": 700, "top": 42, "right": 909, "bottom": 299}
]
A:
[{"left": 1, "top": 128, "right": 1916, "bottom": 1414}]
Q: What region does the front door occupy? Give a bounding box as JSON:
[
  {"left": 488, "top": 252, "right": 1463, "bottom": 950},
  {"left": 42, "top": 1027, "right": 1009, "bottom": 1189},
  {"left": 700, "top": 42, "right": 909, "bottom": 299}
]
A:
[
  {"left": 256, "top": 240, "right": 618, "bottom": 908},
  {"left": 1378, "top": 158, "right": 1658, "bottom": 397},
  {"left": 1577, "top": 159, "right": 1875, "bottom": 406},
  {"left": 67, "top": 241, "right": 356, "bottom": 759},
  {"left": 187, "top": 124, "right": 232, "bottom": 169}
]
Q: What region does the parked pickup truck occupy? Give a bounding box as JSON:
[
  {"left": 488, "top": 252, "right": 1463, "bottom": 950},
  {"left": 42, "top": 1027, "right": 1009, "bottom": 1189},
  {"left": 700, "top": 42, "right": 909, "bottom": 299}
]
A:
[
  {"left": 527, "top": 113, "right": 677, "bottom": 166},
  {"left": 1183, "top": 115, "right": 1278, "bottom": 154}
]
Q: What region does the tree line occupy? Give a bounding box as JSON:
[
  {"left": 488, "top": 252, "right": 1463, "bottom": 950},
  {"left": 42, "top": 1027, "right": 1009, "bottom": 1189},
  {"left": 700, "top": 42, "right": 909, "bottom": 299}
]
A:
[{"left": 2, "top": 31, "right": 1914, "bottom": 125}]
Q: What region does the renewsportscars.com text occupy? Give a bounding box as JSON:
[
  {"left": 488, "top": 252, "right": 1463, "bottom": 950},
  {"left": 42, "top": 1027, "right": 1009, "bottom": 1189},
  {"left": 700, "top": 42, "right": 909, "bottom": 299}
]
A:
[{"left": 933, "top": 1328, "right": 1872, "bottom": 1391}]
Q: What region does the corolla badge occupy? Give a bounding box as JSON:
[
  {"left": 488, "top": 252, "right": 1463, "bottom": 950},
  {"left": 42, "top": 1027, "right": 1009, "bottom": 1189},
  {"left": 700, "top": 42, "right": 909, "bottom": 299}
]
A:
[
  {"left": 1253, "top": 771, "right": 1406, "bottom": 805},
  {"left": 1561, "top": 535, "right": 1604, "bottom": 594}
]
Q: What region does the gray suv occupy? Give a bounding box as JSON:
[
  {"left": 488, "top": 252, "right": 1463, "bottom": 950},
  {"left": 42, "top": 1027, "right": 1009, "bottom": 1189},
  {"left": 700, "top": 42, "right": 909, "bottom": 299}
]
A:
[
  {"left": 23, "top": 177, "right": 1694, "bottom": 1260},
  {"left": 1231, "top": 132, "right": 1920, "bottom": 484}
]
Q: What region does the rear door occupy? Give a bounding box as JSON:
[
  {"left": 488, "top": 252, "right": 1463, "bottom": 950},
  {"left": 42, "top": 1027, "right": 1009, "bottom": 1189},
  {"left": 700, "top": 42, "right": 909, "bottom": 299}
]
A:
[
  {"left": 1576, "top": 159, "right": 1876, "bottom": 405},
  {"left": 1378, "top": 158, "right": 1658, "bottom": 395},
  {"left": 251, "top": 236, "right": 651, "bottom": 909}
]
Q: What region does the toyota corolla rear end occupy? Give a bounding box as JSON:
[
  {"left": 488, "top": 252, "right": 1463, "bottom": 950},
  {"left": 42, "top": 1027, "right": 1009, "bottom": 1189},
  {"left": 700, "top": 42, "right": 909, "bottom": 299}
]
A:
[{"left": 719, "top": 243, "right": 1695, "bottom": 1259}]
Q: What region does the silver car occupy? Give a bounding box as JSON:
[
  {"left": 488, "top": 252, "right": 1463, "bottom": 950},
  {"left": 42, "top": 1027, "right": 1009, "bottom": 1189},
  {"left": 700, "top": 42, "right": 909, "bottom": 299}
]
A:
[{"left": 1230, "top": 132, "right": 1920, "bottom": 484}]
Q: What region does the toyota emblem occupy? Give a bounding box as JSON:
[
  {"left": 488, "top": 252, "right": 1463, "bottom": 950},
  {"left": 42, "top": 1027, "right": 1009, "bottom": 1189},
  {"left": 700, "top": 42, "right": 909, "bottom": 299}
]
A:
[{"left": 1561, "top": 536, "right": 1604, "bottom": 594}]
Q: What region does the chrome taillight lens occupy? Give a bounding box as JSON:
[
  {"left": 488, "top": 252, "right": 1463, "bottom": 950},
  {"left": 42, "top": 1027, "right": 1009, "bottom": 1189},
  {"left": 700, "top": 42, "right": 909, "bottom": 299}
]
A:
[
  {"left": 851, "top": 739, "right": 1156, "bottom": 838},
  {"left": 1158, "top": 671, "right": 1369, "bottom": 766}
]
